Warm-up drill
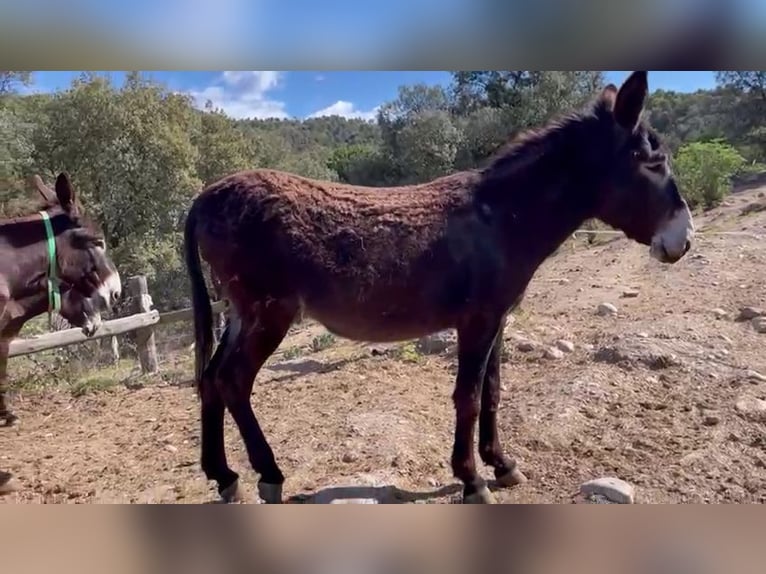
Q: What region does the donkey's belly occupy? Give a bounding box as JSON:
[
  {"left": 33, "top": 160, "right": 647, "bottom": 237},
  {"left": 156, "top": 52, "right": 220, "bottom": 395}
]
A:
[{"left": 302, "top": 299, "right": 455, "bottom": 343}]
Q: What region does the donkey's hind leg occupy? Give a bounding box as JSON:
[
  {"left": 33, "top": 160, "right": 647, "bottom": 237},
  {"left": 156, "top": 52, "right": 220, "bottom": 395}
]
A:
[
  {"left": 199, "top": 322, "right": 243, "bottom": 502},
  {"left": 478, "top": 323, "right": 527, "bottom": 488},
  {"left": 216, "top": 299, "right": 297, "bottom": 504}
]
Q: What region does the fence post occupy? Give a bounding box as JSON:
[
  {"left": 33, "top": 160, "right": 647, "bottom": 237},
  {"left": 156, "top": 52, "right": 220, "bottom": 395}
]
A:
[{"left": 127, "top": 275, "right": 159, "bottom": 374}]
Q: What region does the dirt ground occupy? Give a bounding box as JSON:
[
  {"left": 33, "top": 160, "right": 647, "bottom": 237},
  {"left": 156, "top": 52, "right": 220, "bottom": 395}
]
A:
[{"left": 2, "top": 186, "right": 766, "bottom": 504}]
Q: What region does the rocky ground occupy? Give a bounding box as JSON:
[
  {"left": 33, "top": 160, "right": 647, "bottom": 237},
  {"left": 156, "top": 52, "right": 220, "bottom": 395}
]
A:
[{"left": 1, "top": 186, "right": 766, "bottom": 504}]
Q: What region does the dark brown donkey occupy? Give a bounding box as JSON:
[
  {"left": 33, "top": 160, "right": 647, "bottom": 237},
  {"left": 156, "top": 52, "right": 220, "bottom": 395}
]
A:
[
  {"left": 0, "top": 173, "right": 122, "bottom": 492},
  {"left": 185, "top": 71, "right": 694, "bottom": 504}
]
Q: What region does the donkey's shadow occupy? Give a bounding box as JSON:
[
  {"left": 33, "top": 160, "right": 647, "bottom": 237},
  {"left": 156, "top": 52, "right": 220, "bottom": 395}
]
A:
[{"left": 286, "top": 482, "right": 462, "bottom": 504}]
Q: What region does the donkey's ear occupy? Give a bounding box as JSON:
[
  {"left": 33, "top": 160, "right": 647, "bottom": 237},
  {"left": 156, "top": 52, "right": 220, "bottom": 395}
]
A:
[
  {"left": 613, "top": 71, "right": 648, "bottom": 132},
  {"left": 30, "top": 174, "right": 57, "bottom": 204},
  {"left": 54, "top": 172, "right": 78, "bottom": 214}
]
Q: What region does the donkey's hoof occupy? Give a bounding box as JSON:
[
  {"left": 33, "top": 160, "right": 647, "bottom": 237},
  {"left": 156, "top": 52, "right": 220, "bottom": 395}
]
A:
[
  {"left": 220, "top": 479, "right": 246, "bottom": 503},
  {"left": 1, "top": 413, "right": 19, "bottom": 427},
  {"left": 257, "top": 481, "right": 283, "bottom": 504},
  {"left": 496, "top": 467, "right": 528, "bottom": 488},
  {"left": 0, "top": 472, "right": 20, "bottom": 495},
  {"left": 463, "top": 485, "right": 495, "bottom": 504}
]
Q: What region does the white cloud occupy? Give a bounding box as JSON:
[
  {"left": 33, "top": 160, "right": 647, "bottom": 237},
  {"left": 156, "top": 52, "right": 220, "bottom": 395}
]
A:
[
  {"left": 188, "top": 71, "right": 289, "bottom": 120},
  {"left": 307, "top": 100, "right": 380, "bottom": 121}
]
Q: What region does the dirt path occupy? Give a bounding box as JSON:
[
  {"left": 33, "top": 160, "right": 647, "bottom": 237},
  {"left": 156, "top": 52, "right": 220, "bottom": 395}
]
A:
[{"left": 2, "top": 188, "right": 766, "bottom": 504}]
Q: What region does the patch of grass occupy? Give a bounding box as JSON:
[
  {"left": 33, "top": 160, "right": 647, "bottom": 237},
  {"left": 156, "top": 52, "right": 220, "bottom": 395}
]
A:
[
  {"left": 392, "top": 341, "right": 423, "bottom": 364},
  {"left": 282, "top": 345, "right": 305, "bottom": 360},
  {"left": 311, "top": 332, "right": 336, "bottom": 353},
  {"left": 67, "top": 363, "right": 133, "bottom": 398}
]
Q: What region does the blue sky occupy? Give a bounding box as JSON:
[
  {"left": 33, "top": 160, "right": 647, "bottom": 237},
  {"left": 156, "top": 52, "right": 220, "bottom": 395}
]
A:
[{"left": 26, "top": 71, "right": 719, "bottom": 121}]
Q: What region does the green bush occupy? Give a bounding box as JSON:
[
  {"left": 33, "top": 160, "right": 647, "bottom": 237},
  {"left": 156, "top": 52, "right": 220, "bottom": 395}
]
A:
[{"left": 674, "top": 139, "right": 748, "bottom": 209}]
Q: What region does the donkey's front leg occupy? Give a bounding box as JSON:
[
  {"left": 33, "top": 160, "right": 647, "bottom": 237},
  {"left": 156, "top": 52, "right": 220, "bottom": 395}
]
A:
[
  {"left": 0, "top": 340, "right": 18, "bottom": 427},
  {"left": 451, "top": 314, "right": 505, "bottom": 504}
]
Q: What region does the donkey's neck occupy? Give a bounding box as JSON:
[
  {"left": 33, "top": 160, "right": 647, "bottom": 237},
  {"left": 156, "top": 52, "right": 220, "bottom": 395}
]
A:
[
  {"left": 477, "top": 113, "right": 605, "bottom": 264},
  {"left": 0, "top": 218, "right": 54, "bottom": 300}
]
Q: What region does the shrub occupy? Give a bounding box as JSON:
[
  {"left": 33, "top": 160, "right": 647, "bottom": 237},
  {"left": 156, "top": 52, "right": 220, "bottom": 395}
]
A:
[{"left": 674, "top": 139, "right": 748, "bottom": 209}]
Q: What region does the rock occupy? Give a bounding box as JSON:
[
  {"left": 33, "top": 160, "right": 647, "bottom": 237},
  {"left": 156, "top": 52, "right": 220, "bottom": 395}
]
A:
[
  {"left": 416, "top": 331, "right": 455, "bottom": 355},
  {"left": 736, "top": 306, "right": 765, "bottom": 322},
  {"left": 593, "top": 338, "right": 681, "bottom": 370},
  {"left": 164, "top": 444, "right": 178, "bottom": 454},
  {"left": 517, "top": 340, "right": 537, "bottom": 353},
  {"left": 702, "top": 412, "right": 721, "bottom": 426},
  {"left": 555, "top": 339, "right": 575, "bottom": 353},
  {"left": 544, "top": 347, "right": 564, "bottom": 360},
  {"left": 752, "top": 317, "right": 766, "bottom": 334},
  {"left": 580, "top": 477, "right": 635, "bottom": 504},
  {"left": 711, "top": 308, "right": 729, "bottom": 320},
  {"left": 341, "top": 451, "right": 359, "bottom": 463},
  {"left": 621, "top": 289, "right": 640, "bottom": 298},
  {"left": 0, "top": 472, "right": 19, "bottom": 496},
  {"left": 745, "top": 369, "right": 766, "bottom": 383},
  {"left": 368, "top": 344, "right": 397, "bottom": 356},
  {"left": 734, "top": 396, "right": 766, "bottom": 423},
  {"left": 596, "top": 302, "right": 618, "bottom": 317}
]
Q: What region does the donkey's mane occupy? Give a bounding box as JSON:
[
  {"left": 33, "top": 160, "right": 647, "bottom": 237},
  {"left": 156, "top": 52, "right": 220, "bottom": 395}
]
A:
[
  {"left": 0, "top": 198, "right": 59, "bottom": 224},
  {"left": 481, "top": 95, "right": 612, "bottom": 183}
]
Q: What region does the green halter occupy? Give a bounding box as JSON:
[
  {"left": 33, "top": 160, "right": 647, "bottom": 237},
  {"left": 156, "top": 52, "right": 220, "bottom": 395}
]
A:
[{"left": 39, "top": 211, "right": 61, "bottom": 314}]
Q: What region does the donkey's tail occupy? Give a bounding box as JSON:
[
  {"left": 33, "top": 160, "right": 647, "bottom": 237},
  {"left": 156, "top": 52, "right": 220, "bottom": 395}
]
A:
[{"left": 184, "top": 202, "right": 213, "bottom": 395}]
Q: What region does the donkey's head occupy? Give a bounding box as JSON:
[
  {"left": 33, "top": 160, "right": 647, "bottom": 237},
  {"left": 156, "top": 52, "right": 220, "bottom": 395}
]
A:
[
  {"left": 591, "top": 71, "right": 694, "bottom": 264},
  {"left": 31, "top": 173, "right": 121, "bottom": 336}
]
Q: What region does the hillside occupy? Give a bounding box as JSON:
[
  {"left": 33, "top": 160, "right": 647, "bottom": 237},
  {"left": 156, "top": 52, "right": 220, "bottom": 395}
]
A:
[{"left": 1, "top": 182, "right": 765, "bottom": 504}]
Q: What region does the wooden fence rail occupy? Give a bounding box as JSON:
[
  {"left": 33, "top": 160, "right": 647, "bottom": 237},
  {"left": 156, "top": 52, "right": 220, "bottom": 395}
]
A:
[{"left": 8, "top": 275, "right": 227, "bottom": 373}]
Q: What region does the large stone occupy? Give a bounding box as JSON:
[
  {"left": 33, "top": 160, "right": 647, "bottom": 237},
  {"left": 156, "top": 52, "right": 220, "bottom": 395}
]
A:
[{"left": 580, "top": 477, "right": 635, "bottom": 504}]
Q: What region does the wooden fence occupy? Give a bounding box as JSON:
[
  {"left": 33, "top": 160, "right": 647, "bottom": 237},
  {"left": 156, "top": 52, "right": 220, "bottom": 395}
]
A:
[{"left": 9, "top": 274, "right": 227, "bottom": 374}]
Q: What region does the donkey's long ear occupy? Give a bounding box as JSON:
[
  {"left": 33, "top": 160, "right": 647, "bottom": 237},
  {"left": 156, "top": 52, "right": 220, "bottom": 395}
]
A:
[
  {"left": 54, "top": 172, "right": 78, "bottom": 214},
  {"left": 30, "top": 175, "right": 57, "bottom": 204},
  {"left": 613, "top": 71, "right": 648, "bottom": 132}
]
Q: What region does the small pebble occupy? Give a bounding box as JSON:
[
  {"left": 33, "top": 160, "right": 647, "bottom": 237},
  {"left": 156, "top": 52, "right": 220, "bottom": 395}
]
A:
[
  {"left": 597, "top": 302, "right": 618, "bottom": 317},
  {"left": 738, "top": 306, "right": 764, "bottom": 321},
  {"left": 711, "top": 308, "right": 728, "bottom": 320},
  {"left": 517, "top": 341, "right": 536, "bottom": 352},
  {"left": 555, "top": 340, "right": 575, "bottom": 353},
  {"left": 735, "top": 397, "right": 766, "bottom": 423},
  {"left": 342, "top": 452, "right": 359, "bottom": 463},
  {"left": 544, "top": 347, "right": 564, "bottom": 360},
  {"left": 752, "top": 317, "right": 766, "bottom": 334},
  {"left": 621, "top": 289, "right": 640, "bottom": 298},
  {"left": 745, "top": 369, "right": 766, "bottom": 382},
  {"left": 702, "top": 413, "right": 721, "bottom": 426}
]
